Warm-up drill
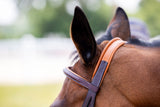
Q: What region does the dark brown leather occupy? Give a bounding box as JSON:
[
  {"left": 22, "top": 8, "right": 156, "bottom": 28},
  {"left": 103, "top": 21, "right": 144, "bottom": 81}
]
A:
[
  {"left": 82, "top": 61, "right": 108, "bottom": 107},
  {"left": 63, "top": 67, "right": 99, "bottom": 93},
  {"left": 63, "top": 38, "right": 125, "bottom": 107}
]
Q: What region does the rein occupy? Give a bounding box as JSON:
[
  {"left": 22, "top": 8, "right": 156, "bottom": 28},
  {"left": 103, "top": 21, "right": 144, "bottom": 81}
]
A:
[{"left": 63, "top": 38, "right": 125, "bottom": 107}]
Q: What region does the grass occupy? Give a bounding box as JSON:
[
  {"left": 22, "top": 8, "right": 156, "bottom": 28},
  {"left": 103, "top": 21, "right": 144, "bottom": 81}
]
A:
[{"left": 0, "top": 83, "right": 63, "bottom": 107}]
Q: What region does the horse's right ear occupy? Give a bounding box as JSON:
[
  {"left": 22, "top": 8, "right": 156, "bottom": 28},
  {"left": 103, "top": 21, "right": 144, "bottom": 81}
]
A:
[
  {"left": 70, "top": 6, "right": 97, "bottom": 65},
  {"left": 107, "top": 7, "right": 131, "bottom": 41}
]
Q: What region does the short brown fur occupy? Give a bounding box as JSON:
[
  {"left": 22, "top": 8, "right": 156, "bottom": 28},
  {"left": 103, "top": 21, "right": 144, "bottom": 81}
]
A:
[{"left": 51, "top": 7, "right": 160, "bottom": 107}]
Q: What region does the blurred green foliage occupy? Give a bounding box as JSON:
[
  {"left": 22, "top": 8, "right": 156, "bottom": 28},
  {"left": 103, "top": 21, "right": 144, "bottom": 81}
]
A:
[
  {"left": 0, "top": 0, "right": 112, "bottom": 38},
  {"left": 0, "top": 0, "right": 160, "bottom": 38},
  {"left": 27, "top": 1, "right": 72, "bottom": 37},
  {"left": 26, "top": 0, "right": 111, "bottom": 37},
  {"left": 138, "top": 0, "right": 160, "bottom": 37}
]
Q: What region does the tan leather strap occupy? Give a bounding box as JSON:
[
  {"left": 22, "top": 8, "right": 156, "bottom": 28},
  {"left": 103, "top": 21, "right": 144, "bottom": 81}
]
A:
[
  {"left": 92, "top": 37, "right": 125, "bottom": 84},
  {"left": 63, "top": 37, "right": 125, "bottom": 107},
  {"left": 92, "top": 38, "right": 121, "bottom": 79}
]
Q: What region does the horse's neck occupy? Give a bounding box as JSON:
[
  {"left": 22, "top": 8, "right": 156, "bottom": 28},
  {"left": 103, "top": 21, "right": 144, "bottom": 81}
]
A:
[{"left": 96, "top": 45, "right": 160, "bottom": 106}]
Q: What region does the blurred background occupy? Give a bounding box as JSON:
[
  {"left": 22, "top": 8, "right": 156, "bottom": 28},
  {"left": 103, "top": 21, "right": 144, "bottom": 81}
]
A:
[{"left": 0, "top": 0, "right": 160, "bottom": 107}]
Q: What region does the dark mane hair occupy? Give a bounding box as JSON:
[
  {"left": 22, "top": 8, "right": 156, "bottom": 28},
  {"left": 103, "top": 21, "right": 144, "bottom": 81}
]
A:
[
  {"left": 96, "top": 31, "right": 112, "bottom": 45},
  {"left": 96, "top": 33, "right": 160, "bottom": 47},
  {"left": 151, "top": 39, "right": 160, "bottom": 47}
]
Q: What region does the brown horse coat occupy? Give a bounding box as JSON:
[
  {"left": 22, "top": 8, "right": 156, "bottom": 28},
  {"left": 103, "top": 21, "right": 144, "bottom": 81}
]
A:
[{"left": 51, "top": 7, "right": 160, "bottom": 107}]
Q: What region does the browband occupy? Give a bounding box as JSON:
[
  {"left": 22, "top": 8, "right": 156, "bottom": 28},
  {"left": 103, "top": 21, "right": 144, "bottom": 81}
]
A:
[
  {"left": 63, "top": 67, "right": 99, "bottom": 93},
  {"left": 63, "top": 38, "right": 125, "bottom": 107}
]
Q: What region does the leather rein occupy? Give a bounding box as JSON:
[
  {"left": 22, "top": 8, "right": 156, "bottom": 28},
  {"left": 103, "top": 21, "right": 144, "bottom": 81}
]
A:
[{"left": 63, "top": 38, "right": 125, "bottom": 107}]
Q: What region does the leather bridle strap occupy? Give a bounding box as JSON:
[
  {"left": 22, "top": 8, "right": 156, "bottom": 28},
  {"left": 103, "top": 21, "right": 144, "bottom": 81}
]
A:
[
  {"left": 63, "top": 38, "right": 125, "bottom": 107},
  {"left": 64, "top": 67, "right": 99, "bottom": 93}
]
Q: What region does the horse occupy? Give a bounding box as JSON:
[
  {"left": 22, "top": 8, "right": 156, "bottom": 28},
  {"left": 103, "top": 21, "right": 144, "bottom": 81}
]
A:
[{"left": 50, "top": 6, "right": 160, "bottom": 107}]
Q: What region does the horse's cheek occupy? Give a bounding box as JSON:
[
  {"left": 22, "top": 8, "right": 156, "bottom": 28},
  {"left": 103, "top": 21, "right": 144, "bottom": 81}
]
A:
[{"left": 67, "top": 81, "right": 88, "bottom": 105}]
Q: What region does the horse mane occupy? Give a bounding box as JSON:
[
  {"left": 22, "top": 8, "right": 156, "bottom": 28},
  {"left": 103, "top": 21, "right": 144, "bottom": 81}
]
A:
[
  {"left": 96, "top": 32, "right": 112, "bottom": 45},
  {"left": 128, "top": 38, "right": 160, "bottom": 47},
  {"left": 97, "top": 33, "right": 160, "bottom": 47}
]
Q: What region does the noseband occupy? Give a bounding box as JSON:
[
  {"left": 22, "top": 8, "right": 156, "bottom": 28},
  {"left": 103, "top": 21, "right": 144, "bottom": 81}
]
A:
[{"left": 63, "top": 38, "right": 125, "bottom": 107}]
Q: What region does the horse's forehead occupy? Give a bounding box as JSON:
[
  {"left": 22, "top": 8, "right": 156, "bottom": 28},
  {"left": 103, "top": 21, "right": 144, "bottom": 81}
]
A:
[
  {"left": 101, "top": 41, "right": 109, "bottom": 45},
  {"left": 72, "top": 60, "right": 94, "bottom": 81},
  {"left": 98, "top": 41, "right": 109, "bottom": 51}
]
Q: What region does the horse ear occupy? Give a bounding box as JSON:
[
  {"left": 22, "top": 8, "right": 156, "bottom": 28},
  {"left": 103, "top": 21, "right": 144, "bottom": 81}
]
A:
[
  {"left": 107, "top": 7, "right": 131, "bottom": 41},
  {"left": 70, "top": 6, "right": 96, "bottom": 65}
]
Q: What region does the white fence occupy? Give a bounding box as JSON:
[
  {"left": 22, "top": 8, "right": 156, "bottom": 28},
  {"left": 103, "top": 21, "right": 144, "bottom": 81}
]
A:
[{"left": 0, "top": 36, "right": 74, "bottom": 85}]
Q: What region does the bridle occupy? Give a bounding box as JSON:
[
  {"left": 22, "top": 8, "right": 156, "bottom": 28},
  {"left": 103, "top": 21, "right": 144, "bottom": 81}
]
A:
[{"left": 63, "top": 38, "right": 125, "bottom": 107}]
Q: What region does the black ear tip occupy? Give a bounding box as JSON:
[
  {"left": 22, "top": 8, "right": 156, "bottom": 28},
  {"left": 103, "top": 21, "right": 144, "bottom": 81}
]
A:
[
  {"left": 72, "top": 6, "right": 82, "bottom": 28},
  {"left": 73, "top": 6, "right": 87, "bottom": 25},
  {"left": 117, "top": 7, "right": 123, "bottom": 11},
  {"left": 116, "top": 7, "right": 125, "bottom": 14},
  {"left": 116, "top": 7, "right": 128, "bottom": 19},
  {"left": 74, "top": 6, "right": 82, "bottom": 15},
  {"left": 75, "top": 6, "right": 81, "bottom": 11}
]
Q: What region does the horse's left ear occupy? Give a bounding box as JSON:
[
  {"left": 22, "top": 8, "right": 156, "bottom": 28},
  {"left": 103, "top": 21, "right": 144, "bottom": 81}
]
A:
[
  {"left": 71, "top": 6, "right": 97, "bottom": 65},
  {"left": 107, "top": 7, "right": 131, "bottom": 41}
]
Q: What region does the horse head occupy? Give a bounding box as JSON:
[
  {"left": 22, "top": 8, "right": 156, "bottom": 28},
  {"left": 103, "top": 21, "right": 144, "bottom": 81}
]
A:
[{"left": 51, "top": 6, "right": 160, "bottom": 107}]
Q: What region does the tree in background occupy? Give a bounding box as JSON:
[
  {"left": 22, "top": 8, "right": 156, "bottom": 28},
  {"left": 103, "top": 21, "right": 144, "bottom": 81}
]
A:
[
  {"left": 0, "top": 0, "right": 160, "bottom": 38},
  {"left": 15, "top": 0, "right": 111, "bottom": 38},
  {"left": 138, "top": 0, "right": 160, "bottom": 37}
]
